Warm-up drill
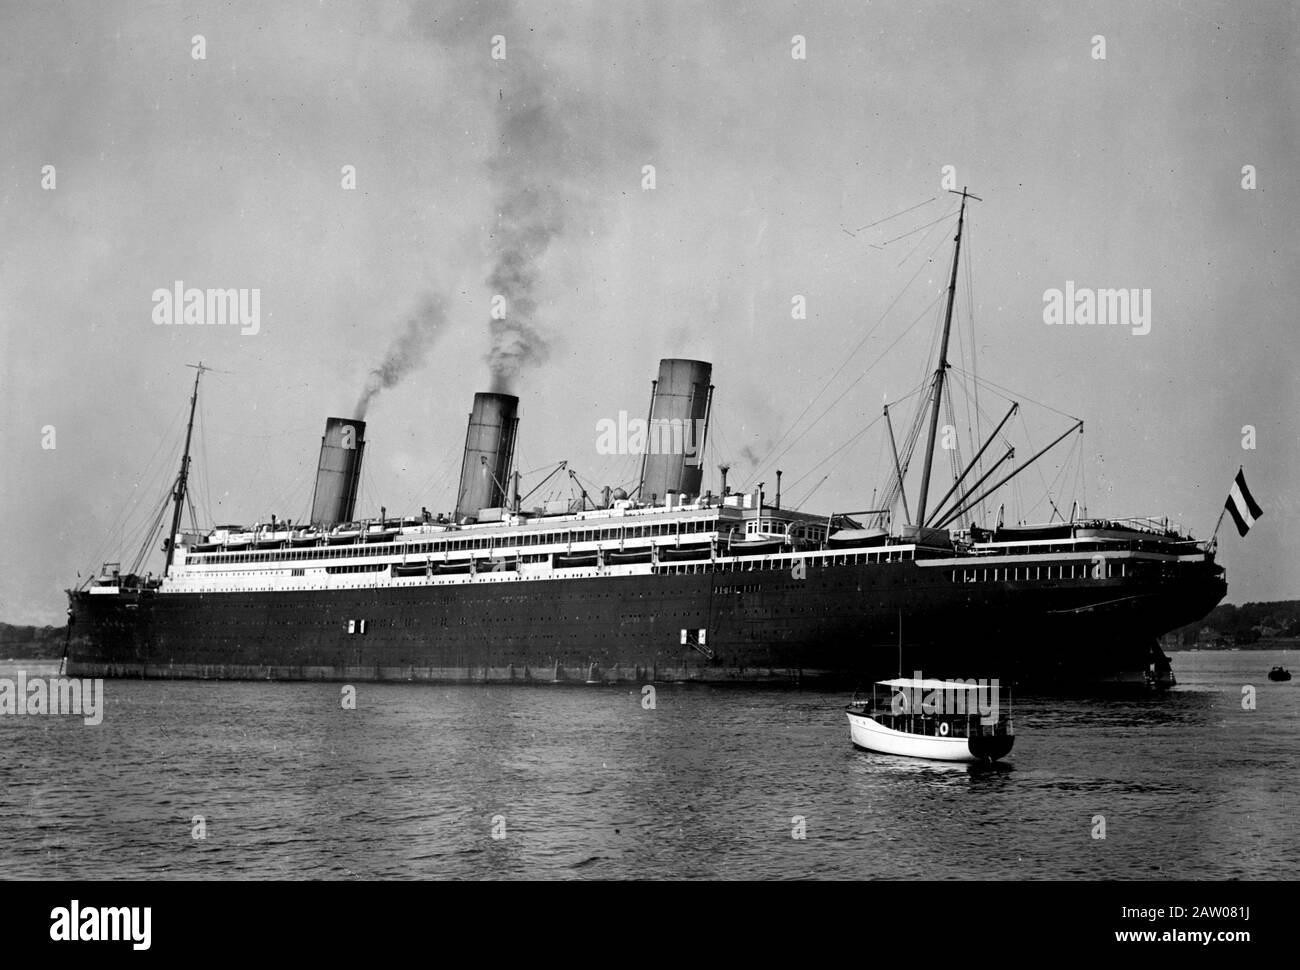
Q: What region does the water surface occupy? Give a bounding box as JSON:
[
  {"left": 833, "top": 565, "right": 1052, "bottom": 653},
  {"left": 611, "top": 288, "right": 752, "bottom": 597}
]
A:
[{"left": 1, "top": 650, "right": 1296, "bottom": 879}]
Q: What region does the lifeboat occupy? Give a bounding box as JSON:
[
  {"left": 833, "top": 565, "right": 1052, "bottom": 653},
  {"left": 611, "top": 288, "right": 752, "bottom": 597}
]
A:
[
  {"left": 827, "top": 527, "right": 889, "bottom": 549},
  {"left": 554, "top": 552, "right": 599, "bottom": 568},
  {"left": 728, "top": 536, "right": 785, "bottom": 556},
  {"left": 659, "top": 542, "right": 713, "bottom": 561},
  {"left": 606, "top": 548, "right": 654, "bottom": 564},
  {"left": 392, "top": 561, "right": 431, "bottom": 577}
]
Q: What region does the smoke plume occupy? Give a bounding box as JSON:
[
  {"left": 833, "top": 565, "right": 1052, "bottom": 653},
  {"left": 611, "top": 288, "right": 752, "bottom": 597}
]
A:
[
  {"left": 353, "top": 294, "right": 447, "bottom": 418},
  {"left": 483, "top": 39, "right": 576, "bottom": 392},
  {"left": 486, "top": 177, "right": 563, "bottom": 393},
  {"left": 412, "top": 0, "right": 597, "bottom": 394},
  {"left": 740, "top": 442, "right": 766, "bottom": 471}
]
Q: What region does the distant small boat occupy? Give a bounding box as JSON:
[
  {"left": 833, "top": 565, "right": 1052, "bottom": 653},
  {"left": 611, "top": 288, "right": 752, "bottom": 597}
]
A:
[
  {"left": 1268, "top": 666, "right": 1292, "bottom": 682},
  {"left": 846, "top": 678, "right": 1015, "bottom": 764}
]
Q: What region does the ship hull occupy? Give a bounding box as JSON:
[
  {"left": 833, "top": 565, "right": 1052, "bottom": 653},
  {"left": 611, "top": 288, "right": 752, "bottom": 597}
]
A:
[{"left": 66, "top": 557, "right": 1226, "bottom": 687}]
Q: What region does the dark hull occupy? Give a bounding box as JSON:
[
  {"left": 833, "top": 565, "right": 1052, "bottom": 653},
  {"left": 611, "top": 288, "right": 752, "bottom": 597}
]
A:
[
  {"left": 967, "top": 734, "right": 1016, "bottom": 762},
  {"left": 66, "top": 556, "right": 1226, "bottom": 687}
]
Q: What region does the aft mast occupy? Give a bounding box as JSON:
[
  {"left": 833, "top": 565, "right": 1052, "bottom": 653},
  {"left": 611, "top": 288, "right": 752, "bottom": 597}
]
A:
[
  {"left": 164, "top": 362, "right": 209, "bottom": 576},
  {"left": 914, "top": 187, "right": 980, "bottom": 529}
]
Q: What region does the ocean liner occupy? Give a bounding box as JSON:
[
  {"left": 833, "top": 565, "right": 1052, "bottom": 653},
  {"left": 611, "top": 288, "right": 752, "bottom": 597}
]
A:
[{"left": 66, "top": 191, "right": 1227, "bottom": 686}]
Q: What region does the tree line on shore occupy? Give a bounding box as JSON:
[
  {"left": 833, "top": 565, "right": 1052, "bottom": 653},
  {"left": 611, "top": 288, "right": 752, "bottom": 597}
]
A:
[{"left": 1165, "top": 600, "right": 1300, "bottom": 648}]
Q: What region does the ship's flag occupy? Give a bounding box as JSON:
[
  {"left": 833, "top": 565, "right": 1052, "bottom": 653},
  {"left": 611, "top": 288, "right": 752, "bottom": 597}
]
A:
[{"left": 1225, "top": 468, "right": 1263, "bottom": 537}]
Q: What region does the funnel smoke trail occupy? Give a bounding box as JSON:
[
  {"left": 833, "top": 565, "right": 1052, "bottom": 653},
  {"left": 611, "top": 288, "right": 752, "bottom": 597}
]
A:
[
  {"left": 483, "top": 47, "right": 573, "bottom": 392},
  {"left": 353, "top": 293, "right": 446, "bottom": 418},
  {"left": 411, "top": 0, "right": 599, "bottom": 394}
]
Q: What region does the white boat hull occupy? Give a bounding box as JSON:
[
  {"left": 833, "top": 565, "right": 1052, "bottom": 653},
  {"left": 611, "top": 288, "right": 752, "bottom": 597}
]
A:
[{"left": 846, "top": 711, "right": 1011, "bottom": 763}]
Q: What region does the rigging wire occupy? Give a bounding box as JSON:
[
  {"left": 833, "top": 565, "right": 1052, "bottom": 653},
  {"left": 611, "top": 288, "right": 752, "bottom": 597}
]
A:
[
  {"left": 783, "top": 412, "right": 885, "bottom": 493},
  {"left": 749, "top": 287, "right": 946, "bottom": 488},
  {"left": 127, "top": 475, "right": 175, "bottom": 576},
  {"left": 79, "top": 402, "right": 187, "bottom": 579},
  {"left": 846, "top": 196, "right": 937, "bottom": 234},
  {"left": 746, "top": 210, "right": 959, "bottom": 487},
  {"left": 97, "top": 435, "right": 184, "bottom": 580},
  {"left": 876, "top": 210, "right": 959, "bottom": 248},
  {"left": 197, "top": 390, "right": 214, "bottom": 527},
  {"left": 893, "top": 203, "right": 958, "bottom": 269},
  {"left": 963, "top": 214, "right": 983, "bottom": 497},
  {"left": 948, "top": 366, "right": 1082, "bottom": 423}
]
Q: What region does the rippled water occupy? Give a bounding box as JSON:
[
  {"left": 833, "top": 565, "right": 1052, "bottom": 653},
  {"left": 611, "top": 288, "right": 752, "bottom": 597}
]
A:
[{"left": 1, "top": 650, "right": 1296, "bottom": 879}]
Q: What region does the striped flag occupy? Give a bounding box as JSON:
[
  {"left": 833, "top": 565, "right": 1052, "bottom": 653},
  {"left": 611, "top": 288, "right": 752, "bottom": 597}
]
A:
[{"left": 1225, "top": 468, "right": 1263, "bottom": 537}]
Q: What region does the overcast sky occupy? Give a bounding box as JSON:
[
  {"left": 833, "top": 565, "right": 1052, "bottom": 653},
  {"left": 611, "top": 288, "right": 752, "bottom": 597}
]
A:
[{"left": 2, "top": 0, "right": 1297, "bottom": 625}]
